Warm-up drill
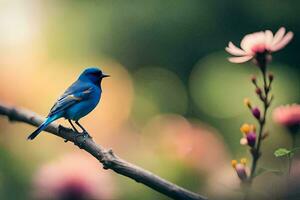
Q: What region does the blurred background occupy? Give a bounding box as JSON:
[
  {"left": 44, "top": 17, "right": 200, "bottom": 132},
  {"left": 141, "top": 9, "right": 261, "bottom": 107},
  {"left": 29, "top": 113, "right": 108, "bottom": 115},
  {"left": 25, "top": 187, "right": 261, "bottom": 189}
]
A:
[{"left": 0, "top": 0, "right": 299, "bottom": 199}]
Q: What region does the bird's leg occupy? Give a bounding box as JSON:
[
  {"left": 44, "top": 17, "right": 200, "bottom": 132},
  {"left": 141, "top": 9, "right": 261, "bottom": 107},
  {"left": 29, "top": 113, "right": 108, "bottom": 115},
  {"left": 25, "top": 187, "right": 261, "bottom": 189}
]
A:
[
  {"left": 68, "top": 119, "right": 79, "bottom": 133},
  {"left": 75, "top": 121, "right": 92, "bottom": 139},
  {"left": 75, "top": 120, "right": 87, "bottom": 132},
  {"left": 67, "top": 119, "right": 81, "bottom": 143},
  {"left": 68, "top": 119, "right": 85, "bottom": 148},
  {"left": 71, "top": 120, "right": 91, "bottom": 149}
]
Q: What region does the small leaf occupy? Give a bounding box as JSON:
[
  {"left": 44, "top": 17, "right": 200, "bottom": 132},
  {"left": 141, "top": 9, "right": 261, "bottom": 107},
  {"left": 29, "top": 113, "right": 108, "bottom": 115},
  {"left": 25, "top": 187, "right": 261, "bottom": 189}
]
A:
[{"left": 274, "top": 148, "right": 291, "bottom": 157}]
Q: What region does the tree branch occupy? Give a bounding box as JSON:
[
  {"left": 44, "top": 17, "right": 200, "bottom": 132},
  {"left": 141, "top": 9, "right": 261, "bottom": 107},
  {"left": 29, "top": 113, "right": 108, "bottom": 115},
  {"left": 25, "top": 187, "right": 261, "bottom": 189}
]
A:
[{"left": 0, "top": 102, "right": 207, "bottom": 200}]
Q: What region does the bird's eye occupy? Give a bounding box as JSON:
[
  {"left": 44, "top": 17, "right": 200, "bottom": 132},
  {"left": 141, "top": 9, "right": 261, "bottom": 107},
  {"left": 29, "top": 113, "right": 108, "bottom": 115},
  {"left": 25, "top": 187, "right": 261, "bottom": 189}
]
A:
[{"left": 92, "top": 72, "right": 101, "bottom": 76}]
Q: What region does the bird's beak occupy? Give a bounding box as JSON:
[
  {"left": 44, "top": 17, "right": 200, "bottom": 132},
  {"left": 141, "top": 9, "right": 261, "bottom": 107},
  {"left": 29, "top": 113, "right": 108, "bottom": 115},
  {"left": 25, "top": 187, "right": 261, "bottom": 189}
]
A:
[{"left": 102, "top": 74, "right": 110, "bottom": 78}]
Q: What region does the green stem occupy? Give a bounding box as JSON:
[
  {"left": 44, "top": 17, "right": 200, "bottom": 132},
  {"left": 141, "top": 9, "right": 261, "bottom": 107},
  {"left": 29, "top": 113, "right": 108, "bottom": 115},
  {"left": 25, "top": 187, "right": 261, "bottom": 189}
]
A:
[
  {"left": 288, "top": 154, "right": 292, "bottom": 177},
  {"left": 292, "top": 133, "right": 297, "bottom": 150},
  {"left": 289, "top": 134, "right": 297, "bottom": 177}
]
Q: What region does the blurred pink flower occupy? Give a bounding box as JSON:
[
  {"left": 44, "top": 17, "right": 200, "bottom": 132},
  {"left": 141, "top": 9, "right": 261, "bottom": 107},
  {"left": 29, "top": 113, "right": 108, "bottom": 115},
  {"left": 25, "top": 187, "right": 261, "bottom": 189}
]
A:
[
  {"left": 32, "top": 153, "right": 115, "bottom": 200},
  {"left": 273, "top": 104, "right": 300, "bottom": 126},
  {"left": 150, "top": 115, "right": 230, "bottom": 173},
  {"left": 226, "top": 27, "right": 293, "bottom": 63}
]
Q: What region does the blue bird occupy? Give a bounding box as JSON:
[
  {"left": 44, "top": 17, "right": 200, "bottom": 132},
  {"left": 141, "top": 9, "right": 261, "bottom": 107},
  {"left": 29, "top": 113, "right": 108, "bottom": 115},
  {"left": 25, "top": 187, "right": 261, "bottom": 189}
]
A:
[{"left": 27, "top": 67, "right": 109, "bottom": 140}]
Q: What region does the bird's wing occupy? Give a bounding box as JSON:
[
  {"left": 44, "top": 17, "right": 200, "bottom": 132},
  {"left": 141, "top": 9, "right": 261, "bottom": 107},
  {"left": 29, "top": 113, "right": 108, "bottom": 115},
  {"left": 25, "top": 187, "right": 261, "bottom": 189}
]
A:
[{"left": 48, "top": 82, "right": 94, "bottom": 117}]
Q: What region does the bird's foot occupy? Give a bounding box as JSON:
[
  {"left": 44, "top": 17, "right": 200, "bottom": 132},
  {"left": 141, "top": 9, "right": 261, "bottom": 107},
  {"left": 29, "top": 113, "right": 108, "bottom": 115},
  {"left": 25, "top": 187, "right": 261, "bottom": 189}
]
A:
[
  {"left": 82, "top": 131, "right": 92, "bottom": 139},
  {"left": 73, "top": 131, "right": 91, "bottom": 149},
  {"left": 74, "top": 134, "right": 85, "bottom": 149}
]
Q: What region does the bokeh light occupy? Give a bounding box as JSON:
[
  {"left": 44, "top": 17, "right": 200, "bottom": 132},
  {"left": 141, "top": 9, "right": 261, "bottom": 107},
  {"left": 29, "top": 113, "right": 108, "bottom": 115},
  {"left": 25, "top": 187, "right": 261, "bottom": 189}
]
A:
[
  {"left": 0, "top": 1, "right": 299, "bottom": 199},
  {"left": 132, "top": 67, "right": 188, "bottom": 125}
]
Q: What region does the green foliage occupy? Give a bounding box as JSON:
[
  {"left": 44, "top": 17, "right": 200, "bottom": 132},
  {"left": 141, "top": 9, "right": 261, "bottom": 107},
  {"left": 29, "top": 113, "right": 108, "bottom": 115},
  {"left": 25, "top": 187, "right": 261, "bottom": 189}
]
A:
[
  {"left": 274, "top": 147, "right": 300, "bottom": 158},
  {"left": 274, "top": 148, "right": 291, "bottom": 157}
]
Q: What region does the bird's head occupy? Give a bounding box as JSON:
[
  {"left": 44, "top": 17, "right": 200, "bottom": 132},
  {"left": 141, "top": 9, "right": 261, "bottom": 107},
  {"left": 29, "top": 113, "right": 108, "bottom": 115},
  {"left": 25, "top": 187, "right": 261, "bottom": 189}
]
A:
[{"left": 79, "top": 67, "right": 110, "bottom": 86}]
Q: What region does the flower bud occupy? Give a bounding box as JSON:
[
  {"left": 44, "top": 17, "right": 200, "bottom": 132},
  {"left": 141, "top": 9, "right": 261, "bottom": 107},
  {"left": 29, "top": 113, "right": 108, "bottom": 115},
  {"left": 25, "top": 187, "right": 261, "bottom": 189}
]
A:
[
  {"left": 255, "top": 88, "right": 262, "bottom": 95},
  {"left": 240, "top": 138, "right": 248, "bottom": 146},
  {"left": 231, "top": 160, "right": 237, "bottom": 168},
  {"left": 246, "top": 132, "right": 256, "bottom": 147},
  {"left": 235, "top": 163, "right": 248, "bottom": 181},
  {"left": 251, "top": 76, "right": 257, "bottom": 84},
  {"left": 252, "top": 107, "right": 261, "bottom": 120},
  {"left": 268, "top": 73, "right": 274, "bottom": 82},
  {"left": 244, "top": 98, "right": 252, "bottom": 109},
  {"left": 240, "top": 123, "right": 251, "bottom": 134},
  {"left": 240, "top": 158, "right": 247, "bottom": 165}
]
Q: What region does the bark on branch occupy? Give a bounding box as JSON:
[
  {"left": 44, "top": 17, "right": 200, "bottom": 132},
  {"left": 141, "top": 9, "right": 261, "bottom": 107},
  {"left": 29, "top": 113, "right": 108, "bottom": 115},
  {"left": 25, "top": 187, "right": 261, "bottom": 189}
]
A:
[{"left": 0, "top": 102, "right": 207, "bottom": 200}]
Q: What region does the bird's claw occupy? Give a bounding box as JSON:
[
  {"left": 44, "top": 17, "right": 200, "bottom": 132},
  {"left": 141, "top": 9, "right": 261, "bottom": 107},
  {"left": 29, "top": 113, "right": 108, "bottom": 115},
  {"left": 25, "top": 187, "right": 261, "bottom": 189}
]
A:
[
  {"left": 82, "top": 131, "right": 92, "bottom": 139},
  {"left": 74, "top": 134, "right": 85, "bottom": 148},
  {"left": 73, "top": 131, "right": 91, "bottom": 148}
]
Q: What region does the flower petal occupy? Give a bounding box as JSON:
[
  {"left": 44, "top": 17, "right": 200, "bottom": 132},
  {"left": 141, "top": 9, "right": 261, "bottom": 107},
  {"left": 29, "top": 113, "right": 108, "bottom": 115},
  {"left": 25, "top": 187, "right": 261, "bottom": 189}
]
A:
[
  {"left": 228, "top": 55, "right": 253, "bottom": 63},
  {"left": 273, "top": 104, "right": 300, "bottom": 126},
  {"left": 225, "top": 42, "right": 247, "bottom": 56},
  {"left": 271, "top": 31, "right": 293, "bottom": 52},
  {"left": 265, "top": 30, "right": 273, "bottom": 50},
  {"left": 240, "top": 34, "right": 254, "bottom": 52},
  {"left": 241, "top": 32, "right": 265, "bottom": 53},
  {"left": 272, "top": 27, "right": 286, "bottom": 46}
]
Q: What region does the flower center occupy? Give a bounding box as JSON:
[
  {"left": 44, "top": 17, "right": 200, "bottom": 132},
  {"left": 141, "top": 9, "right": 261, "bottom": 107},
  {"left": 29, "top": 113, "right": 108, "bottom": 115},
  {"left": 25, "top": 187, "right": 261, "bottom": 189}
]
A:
[{"left": 251, "top": 44, "right": 266, "bottom": 53}]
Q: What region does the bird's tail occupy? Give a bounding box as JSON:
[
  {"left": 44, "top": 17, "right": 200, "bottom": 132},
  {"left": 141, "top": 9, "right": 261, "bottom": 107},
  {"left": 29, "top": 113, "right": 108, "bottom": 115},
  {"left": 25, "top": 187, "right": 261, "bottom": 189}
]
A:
[{"left": 27, "top": 116, "right": 56, "bottom": 140}]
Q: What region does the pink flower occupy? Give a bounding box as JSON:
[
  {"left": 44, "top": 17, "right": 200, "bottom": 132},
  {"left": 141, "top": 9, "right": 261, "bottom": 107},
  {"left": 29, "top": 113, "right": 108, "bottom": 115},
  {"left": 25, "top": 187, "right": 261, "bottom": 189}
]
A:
[
  {"left": 31, "top": 153, "right": 116, "bottom": 200},
  {"left": 273, "top": 104, "right": 300, "bottom": 126},
  {"left": 226, "top": 27, "right": 293, "bottom": 63}
]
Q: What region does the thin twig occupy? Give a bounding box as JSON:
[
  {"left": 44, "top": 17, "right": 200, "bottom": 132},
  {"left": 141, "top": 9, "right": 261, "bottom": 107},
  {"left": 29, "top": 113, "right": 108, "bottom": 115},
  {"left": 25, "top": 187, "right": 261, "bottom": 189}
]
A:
[
  {"left": 249, "top": 67, "right": 271, "bottom": 181},
  {"left": 0, "top": 102, "right": 207, "bottom": 200}
]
